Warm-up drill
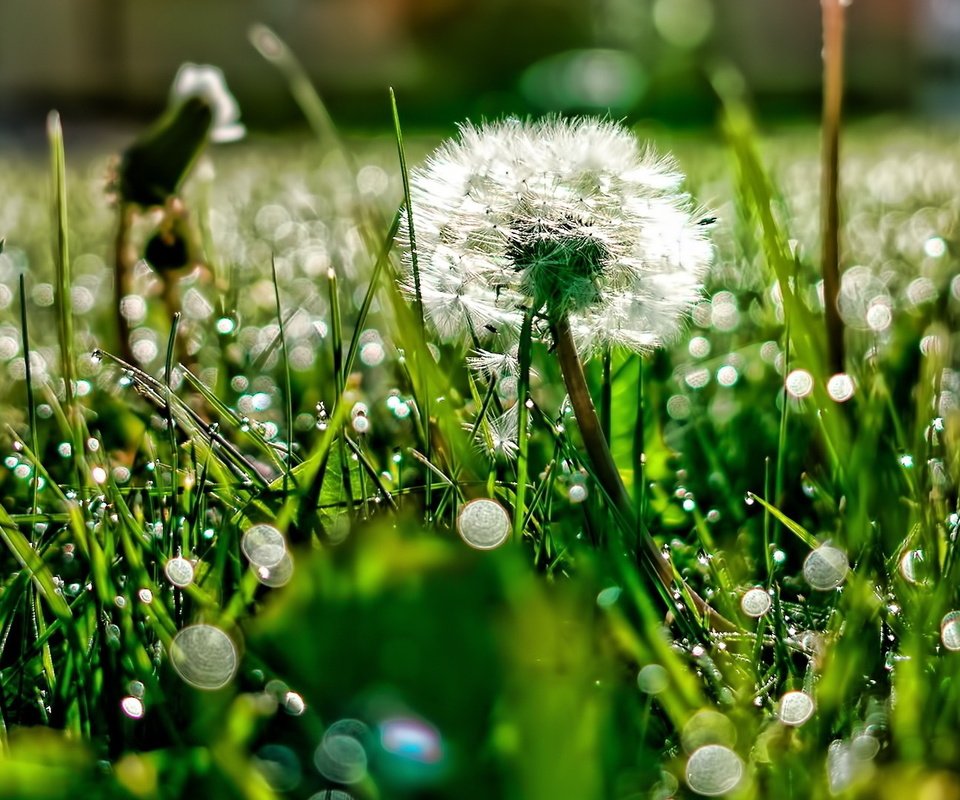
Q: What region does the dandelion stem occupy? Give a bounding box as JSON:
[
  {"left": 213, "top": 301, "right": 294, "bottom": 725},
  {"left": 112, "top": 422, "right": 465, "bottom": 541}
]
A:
[
  {"left": 550, "top": 312, "right": 733, "bottom": 631},
  {"left": 821, "top": 0, "right": 846, "bottom": 374},
  {"left": 513, "top": 306, "right": 534, "bottom": 543}
]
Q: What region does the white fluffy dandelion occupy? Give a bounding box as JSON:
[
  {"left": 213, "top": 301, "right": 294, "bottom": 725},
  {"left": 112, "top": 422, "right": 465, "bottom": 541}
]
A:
[
  {"left": 171, "top": 63, "right": 246, "bottom": 143},
  {"left": 399, "top": 117, "right": 712, "bottom": 353}
]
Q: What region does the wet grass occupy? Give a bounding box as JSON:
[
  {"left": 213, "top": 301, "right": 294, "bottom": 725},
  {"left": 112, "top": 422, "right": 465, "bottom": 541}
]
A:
[{"left": 0, "top": 101, "right": 959, "bottom": 800}]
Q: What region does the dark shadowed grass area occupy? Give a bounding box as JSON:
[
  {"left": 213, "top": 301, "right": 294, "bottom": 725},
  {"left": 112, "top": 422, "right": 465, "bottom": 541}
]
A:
[{"left": 0, "top": 105, "right": 959, "bottom": 800}]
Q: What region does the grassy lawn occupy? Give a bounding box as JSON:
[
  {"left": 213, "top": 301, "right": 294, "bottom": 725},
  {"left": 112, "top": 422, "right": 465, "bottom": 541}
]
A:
[{"left": 0, "top": 99, "right": 959, "bottom": 800}]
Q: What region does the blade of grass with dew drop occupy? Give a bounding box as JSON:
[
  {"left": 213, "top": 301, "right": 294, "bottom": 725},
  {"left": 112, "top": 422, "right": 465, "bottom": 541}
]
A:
[
  {"left": 178, "top": 366, "right": 291, "bottom": 475},
  {"left": 272, "top": 255, "right": 296, "bottom": 492},
  {"left": 745, "top": 492, "right": 821, "bottom": 550},
  {"left": 47, "top": 112, "right": 82, "bottom": 485},
  {"left": 343, "top": 435, "right": 398, "bottom": 511},
  {"left": 268, "top": 398, "right": 350, "bottom": 533},
  {"left": 164, "top": 313, "right": 181, "bottom": 545},
  {"left": 513, "top": 307, "right": 534, "bottom": 542},
  {"left": 0, "top": 504, "right": 72, "bottom": 625},
  {"left": 390, "top": 88, "right": 432, "bottom": 520},
  {"left": 18, "top": 276, "right": 39, "bottom": 517},
  {"left": 102, "top": 478, "right": 179, "bottom": 638},
  {"left": 31, "top": 591, "right": 57, "bottom": 705},
  {"left": 96, "top": 351, "right": 268, "bottom": 489},
  {"left": 326, "top": 263, "right": 356, "bottom": 513}
]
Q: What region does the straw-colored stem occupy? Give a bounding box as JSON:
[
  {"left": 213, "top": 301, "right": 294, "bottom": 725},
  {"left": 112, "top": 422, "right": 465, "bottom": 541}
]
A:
[
  {"left": 820, "top": 0, "right": 846, "bottom": 374},
  {"left": 551, "top": 312, "right": 733, "bottom": 631}
]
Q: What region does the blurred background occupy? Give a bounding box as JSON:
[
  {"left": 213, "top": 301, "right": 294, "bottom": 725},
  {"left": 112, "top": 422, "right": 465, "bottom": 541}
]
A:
[{"left": 0, "top": 0, "right": 957, "bottom": 134}]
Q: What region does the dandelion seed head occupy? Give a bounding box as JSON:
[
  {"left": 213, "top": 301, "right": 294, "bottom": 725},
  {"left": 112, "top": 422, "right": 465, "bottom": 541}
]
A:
[
  {"left": 171, "top": 63, "right": 245, "bottom": 143},
  {"left": 399, "top": 117, "right": 712, "bottom": 355}
]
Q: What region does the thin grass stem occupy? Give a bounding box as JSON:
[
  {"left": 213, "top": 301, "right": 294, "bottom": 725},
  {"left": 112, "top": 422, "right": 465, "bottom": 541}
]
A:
[{"left": 512, "top": 306, "right": 534, "bottom": 543}]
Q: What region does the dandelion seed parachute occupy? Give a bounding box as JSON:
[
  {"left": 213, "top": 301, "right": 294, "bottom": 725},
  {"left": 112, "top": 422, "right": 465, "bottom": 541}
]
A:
[{"left": 398, "top": 116, "right": 713, "bottom": 355}]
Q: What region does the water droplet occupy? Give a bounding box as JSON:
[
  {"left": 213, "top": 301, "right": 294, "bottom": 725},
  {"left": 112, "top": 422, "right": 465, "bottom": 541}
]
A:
[
  {"left": 716, "top": 365, "right": 738, "bottom": 387},
  {"left": 283, "top": 691, "right": 306, "bottom": 716},
  {"left": 120, "top": 696, "right": 145, "bottom": 719},
  {"left": 241, "top": 524, "right": 286, "bottom": 568},
  {"left": 866, "top": 302, "right": 892, "bottom": 332},
  {"left": 899, "top": 549, "right": 926, "bottom": 585},
  {"left": 803, "top": 544, "right": 849, "bottom": 590},
  {"left": 785, "top": 369, "right": 814, "bottom": 399},
  {"left": 314, "top": 733, "right": 368, "bottom": 785},
  {"left": 568, "top": 483, "right": 588, "bottom": 503},
  {"left": 596, "top": 586, "right": 621, "bottom": 607},
  {"left": 827, "top": 373, "right": 855, "bottom": 402},
  {"left": 456, "top": 498, "right": 510, "bottom": 550},
  {"left": 165, "top": 557, "right": 195, "bottom": 588},
  {"left": 685, "top": 745, "right": 744, "bottom": 796},
  {"left": 941, "top": 611, "right": 960, "bottom": 651},
  {"left": 637, "top": 664, "right": 669, "bottom": 695},
  {"left": 379, "top": 716, "right": 444, "bottom": 764},
  {"left": 740, "top": 587, "right": 772, "bottom": 618},
  {"left": 682, "top": 709, "right": 736, "bottom": 751},
  {"left": 169, "top": 624, "right": 238, "bottom": 690},
  {"left": 689, "top": 336, "right": 711, "bottom": 358},
  {"left": 778, "top": 690, "right": 815, "bottom": 726},
  {"left": 850, "top": 733, "right": 880, "bottom": 760},
  {"left": 256, "top": 551, "right": 295, "bottom": 588}
]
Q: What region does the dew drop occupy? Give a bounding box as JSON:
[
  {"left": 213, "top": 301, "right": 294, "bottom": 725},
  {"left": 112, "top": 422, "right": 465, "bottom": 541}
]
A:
[
  {"left": 456, "top": 498, "right": 510, "bottom": 550},
  {"left": 685, "top": 745, "right": 743, "bottom": 796},
  {"left": 803, "top": 544, "right": 849, "bottom": 590},
  {"left": 637, "top": 664, "right": 669, "bottom": 695},
  {"left": 826, "top": 373, "right": 855, "bottom": 402},
  {"left": 682, "top": 709, "right": 736, "bottom": 751},
  {"left": 120, "top": 696, "right": 145, "bottom": 719},
  {"left": 740, "top": 587, "right": 772, "bottom": 618},
  {"left": 778, "top": 690, "right": 815, "bottom": 726},
  {"left": 785, "top": 369, "right": 814, "bottom": 399},
  {"left": 899, "top": 549, "right": 926, "bottom": 585},
  {"left": 169, "top": 624, "right": 238, "bottom": 690},
  {"left": 255, "top": 551, "right": 295, "bottom": 588},
  {"left": 314, "top": 733, "right": 368, "bottom": 785},
  {"left": 164, "top": 557, "right": 195, "bottom": 588},
  {"left": 379, "top": 716, "right": 444, "bottom": 764},
  {"left": 941, "top": 611, "right": 960, "bottom": 651},
  {"left": 241, "top": 524, "right": 286, "bottom": 568},
  {"left": 596, "top": 586, "right": 621, "bottom": 607},
  {"left": 283, "top": 691, "right": 306, "bottom": 716}
]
